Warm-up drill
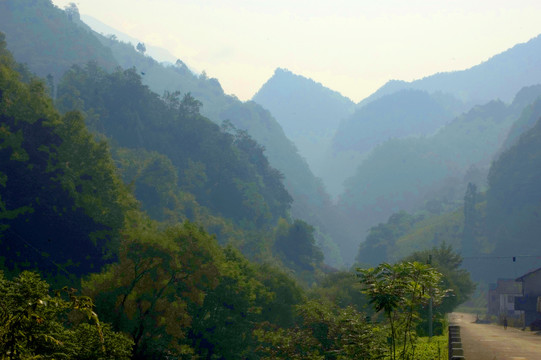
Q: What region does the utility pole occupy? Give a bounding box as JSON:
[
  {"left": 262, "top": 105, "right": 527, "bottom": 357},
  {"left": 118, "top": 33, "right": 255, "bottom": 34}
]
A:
[{"left": 428, "top": 254, "right": 433, "bottom": 339}]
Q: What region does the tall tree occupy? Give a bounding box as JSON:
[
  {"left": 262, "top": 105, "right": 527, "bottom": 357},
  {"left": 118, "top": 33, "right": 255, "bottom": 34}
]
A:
[
  {"left": 358, "top": 262, "right": 444, "bottom": 360},
  {"left": 462, "top": 182, "right": 478, "bottom": 256},
  {"left": 0, "top": 35, "right": 135, "bottom": 278},
  {"left": 273, "top": 219, "right": 323, "bottom": 273},
  {"left": 404, "top": 244, "right": 475, "bottom": 335},
  {"left": 136, "top": 42, "right": 146, "bottom": 55},
  {"left": 0, "top": 271, "right": 133, "bottom": 359},
  {"left": 83, "top": 221, "right": 220, "bottom": 359}
]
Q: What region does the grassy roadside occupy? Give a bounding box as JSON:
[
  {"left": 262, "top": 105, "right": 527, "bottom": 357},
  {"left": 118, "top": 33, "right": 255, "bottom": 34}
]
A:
[{"left": 410, "top": 335, "right": 448, "bottom": 360}]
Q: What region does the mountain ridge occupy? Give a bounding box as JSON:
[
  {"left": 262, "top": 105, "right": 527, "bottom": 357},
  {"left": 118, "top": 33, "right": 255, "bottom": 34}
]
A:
[
  {"left": 0, "top": 0, "right": 345, "bottom": 266},
  {"left": 358, "top": 34, "right": 541, "bottom": 107},
  {"left": 252, "top": 68, "right": 355, "bottom": 195}
]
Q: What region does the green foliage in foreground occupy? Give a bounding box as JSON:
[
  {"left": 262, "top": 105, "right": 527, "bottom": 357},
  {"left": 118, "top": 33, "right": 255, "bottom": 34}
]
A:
[
  {"left": 409, "top": 336, "right": 448, "bottom": 360},
  {"left": 0, "top": 27, "right": 477, "bottom": 359},
  {"left": 358, "top": 261, "right": 445, "bottom": 360},
  {"left": 0, "top": 271, "right": 133, "bottom": 360},
  {"left": 255, "top": 300, "right": 386, "bottom": 360},
  {"left": 404, "top": 244, "right": 475, "bottom": 336},
  {"left": 82, "top": 220, "right": 306, "bottom": 359},
  {"left": 2, "top": 265, "right": 453, "bottom": 360}
]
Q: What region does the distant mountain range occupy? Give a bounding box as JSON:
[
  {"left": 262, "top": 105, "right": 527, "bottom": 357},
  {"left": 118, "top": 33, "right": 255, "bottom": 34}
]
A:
[
  {"left": 323, "top": 89, "right": 463, "bottom": 195},
  {"left": 250, "top": 31, "right": 541, "bottom": 263},
  {"left": 359, "top": 34, "right": 541, "bottom": 107},
  {"left": 338, "top": 85, "right": 541, "bottom": 263},
  {"left": 80, "top": 14, "right": 183, "bottom": 66},
  {"left": 355, "top": 92, "right": 541, "bottom": 282},
  {"left": 4, "top": 0, "right": 541, "bottom": 266}
]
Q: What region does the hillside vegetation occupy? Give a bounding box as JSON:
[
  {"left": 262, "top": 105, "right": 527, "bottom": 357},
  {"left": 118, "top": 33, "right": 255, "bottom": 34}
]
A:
[
  {"left": 0, "top": 29, "right": 476, "bottom": 359},
  {"left": 0, "top": 0, "right": 345, "bottom": 266},
  {"left": 5, "top": 2, "right": 541, "bottom": 358}
]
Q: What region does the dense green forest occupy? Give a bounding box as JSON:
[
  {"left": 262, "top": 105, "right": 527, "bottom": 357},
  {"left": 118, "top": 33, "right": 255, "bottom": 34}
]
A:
[
  {"left": 56, "top": 63, "right": 291, "bottom": 229},
  {"left": 0, "top": 0, "right": 117, "bottom": 84},
  {"left": 0, "top": 0, "right": 345, "bottom": 268},
  {"left": 0, "top": 30, "right": 474, "bottom": 358},
  {"left": 357, "top": 97, "right": 541, "bottom": 282},
  {"left": 335, "top": 85, "right": 541, "bottom": 263},
  {"left": 88, "top": 16, "right": 346, "bottom": 268},
  {"left": 4, "top": 0, "right": 541, "bottom": 357}
]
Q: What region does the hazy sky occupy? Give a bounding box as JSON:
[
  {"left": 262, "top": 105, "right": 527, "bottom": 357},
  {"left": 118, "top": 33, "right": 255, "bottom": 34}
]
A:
[{"left": 51, "top": 0, "right": 541, "bottom": 102}]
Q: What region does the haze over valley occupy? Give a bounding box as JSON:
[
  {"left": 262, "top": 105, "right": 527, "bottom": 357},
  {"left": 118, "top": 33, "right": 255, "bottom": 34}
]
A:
[{"left": 2, "top": 1, "right": 541, "bottom": 358}]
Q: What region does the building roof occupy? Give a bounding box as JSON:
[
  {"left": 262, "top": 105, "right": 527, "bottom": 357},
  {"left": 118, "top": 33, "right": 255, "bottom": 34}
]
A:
[{"left": 516, "top": 267, "right": 541, "bottom": 282}]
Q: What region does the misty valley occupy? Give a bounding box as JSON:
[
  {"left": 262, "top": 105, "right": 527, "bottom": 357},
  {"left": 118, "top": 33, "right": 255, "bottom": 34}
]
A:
[{"left": 2, "top": 1, "right": 541, "bottom": 359}]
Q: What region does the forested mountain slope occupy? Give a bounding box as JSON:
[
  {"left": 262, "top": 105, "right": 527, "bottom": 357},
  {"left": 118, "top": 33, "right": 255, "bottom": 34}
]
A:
[
  {"left": 1, "top": 27, "right": 477, "bottom": 359},
  {"left": 483, "top": 114, "right": 541, "bottom": 279},
  {"left": 249, "top": 33, "right": 541, "bottom": 203},
  {"left": 357, "top": 102, "right": 541, "bottom": 282},
  {"left": 500, "top": 85, "right": 541, "bottom": 150},
  {"left": 343, "top": 86, "right": 541, "bottom": 264},
  {"left": 326, "top": 89, "right": 460, "bottom": 194},
  {"left": 0, "top": 0, "right": 117, "bottom": 84},
  {"left": 94, "top": 33, "right": 343, "bottom": 264},
  {"left": 0, "top": 40, "right": 313, "bottom": 358},
  {"left": 0, "top": 0, "right": 344, "bottom": 265},
  {"left": 56, "top": 63, "right": 291, "bottom": 230},
  {"left": 333, "top": 89, "right": 457, "bottom": 154},
  {"left": 0, "top": 32, "right": 136, "bottom": 278},
  {"left": 81, "top": 13, "right": 180, "bottom": 64},
  {"left": 82, "top": 4, "right": 344, "bottom": 265}
]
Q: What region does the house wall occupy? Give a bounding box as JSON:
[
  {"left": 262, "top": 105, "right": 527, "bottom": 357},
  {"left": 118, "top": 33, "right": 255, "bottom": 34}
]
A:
[
  {"left": 519, "top": 270, "right": 541, "bottom": 327},
  {"left": 524, "top": 271, "right": 541, "bottom": 297},
  {"left": 489, "top": 279, "right": 522, "bottom": 317},
  {"left": 499, "top": 294, "right": 517, "bottom": 315}
]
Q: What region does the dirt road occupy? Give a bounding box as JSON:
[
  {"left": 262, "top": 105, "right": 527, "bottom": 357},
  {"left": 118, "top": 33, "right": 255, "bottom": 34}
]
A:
[{"left": 449, "top": 313, "right": 541, "bottom": 360}]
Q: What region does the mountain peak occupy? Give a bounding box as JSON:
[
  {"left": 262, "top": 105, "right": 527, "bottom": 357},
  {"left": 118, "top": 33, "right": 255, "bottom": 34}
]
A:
[
  {"left": 255, "top": 68, "right": 353, "bottom": 103},
  {"left": 252, "top": 68, "right": 355, "bottom": 191}
]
